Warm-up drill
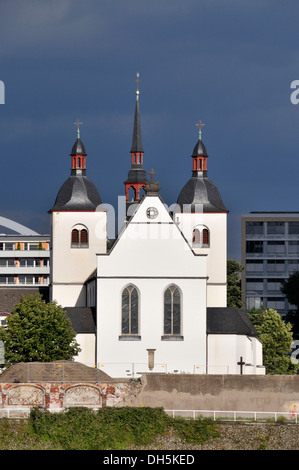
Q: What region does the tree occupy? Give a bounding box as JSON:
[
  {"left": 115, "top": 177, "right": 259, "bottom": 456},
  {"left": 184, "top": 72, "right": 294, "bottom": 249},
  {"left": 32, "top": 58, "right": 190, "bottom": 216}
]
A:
[
  {"left": 227, "top": 259, "right": 244, "bottom": 308},
  {"left": 281, "top": 271, "right": 299, "bottom": 338},
  {"left": 0, "top": 293, "right": 81, "bottom": 366},
  {"left": 248, "top": 307, "right": 297, "bottom": 374}
]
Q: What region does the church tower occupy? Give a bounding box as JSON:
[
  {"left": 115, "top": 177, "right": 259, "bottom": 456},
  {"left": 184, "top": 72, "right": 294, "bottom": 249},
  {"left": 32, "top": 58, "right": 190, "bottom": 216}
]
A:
[
  {"left": 49, "top": 123, "right": 107, "bottom": 308},
  {"left": 175, "top": 121, "right": 228, "bottom": 307},
  {"left": 124, "top": 74, "right": 148, "bottom": 217}
]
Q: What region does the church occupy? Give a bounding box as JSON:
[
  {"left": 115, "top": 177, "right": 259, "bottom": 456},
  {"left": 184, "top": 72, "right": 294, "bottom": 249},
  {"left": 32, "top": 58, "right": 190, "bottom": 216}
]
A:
[{"left": 48, "top": 80, "right": 265, "bottom": 378}]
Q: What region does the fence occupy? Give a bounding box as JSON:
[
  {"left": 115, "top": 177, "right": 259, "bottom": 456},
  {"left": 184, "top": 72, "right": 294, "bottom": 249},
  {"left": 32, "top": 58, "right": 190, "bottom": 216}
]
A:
[
  {"left": 165, "top": 409, "right": 299, "bottom": 423},
  {"left": 1, "top": 407, "right": 299, "bottom": 422}
]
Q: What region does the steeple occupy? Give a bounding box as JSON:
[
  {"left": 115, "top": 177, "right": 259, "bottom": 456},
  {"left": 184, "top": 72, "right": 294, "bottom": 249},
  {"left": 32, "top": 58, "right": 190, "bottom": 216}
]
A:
[
  {"left": 70, "top": 119, "right": 87, "bottom": 175},
  {"left": 176, "top": 121, "right": 228, "bottom": 213},
  {"left": 49, "top": 122, "right": 102, "bottom": 212},
  {"left": 124, "top": 73, "right": 148, "bottom": 207},
  {"left": 130, "top": 73, "right": 144, "bottom": 154},
  {"left": 192, "top": 120, "right": 208, "bottom": 176}
]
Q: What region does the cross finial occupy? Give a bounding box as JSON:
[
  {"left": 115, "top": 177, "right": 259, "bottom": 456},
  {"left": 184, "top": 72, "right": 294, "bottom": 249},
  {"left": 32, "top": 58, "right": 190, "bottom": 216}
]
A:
[
  {"left": 196, "top": 120, "right": 205, "bottom": 140},
  {"left": 74, "top": 119, "right": 83, "bottom": 138},
  {"left": 149, "top": 168, "right": 156, "bottom": 183}
]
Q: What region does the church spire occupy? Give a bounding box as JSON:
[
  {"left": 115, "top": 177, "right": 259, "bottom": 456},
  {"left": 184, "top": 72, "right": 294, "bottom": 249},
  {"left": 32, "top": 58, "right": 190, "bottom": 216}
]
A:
[
  {"left": 192, "top": 120, "right": 208, "bottom": 176},
  {"left": 70, "top": 119, "right": 87, "bottom": 175},
  {"left": 124, "top": 74, "right": 148, "bottom": 206},
  {"left": 130, "top": 73, "right": 144, "bottom": 154}
]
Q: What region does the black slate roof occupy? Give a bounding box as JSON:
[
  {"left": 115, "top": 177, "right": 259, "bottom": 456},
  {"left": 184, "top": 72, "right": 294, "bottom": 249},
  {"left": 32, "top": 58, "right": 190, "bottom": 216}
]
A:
[
  {"left": 124, "top": 166, "right": 148, "bottom": 184},
  {"left": 177, "top": 175, "right": 228, "bottom": 213},
  {"left": 207, "top": 307, "right": 258, "bottom": 336},
  {"left": 64, "top": 307, "right": 96, "bottom": 334},
  {"left": 192, "top": 139, "right": 208, "bottom": 157},
  {"left": 70, "top": 137, "right": 86, "bottom": 156},
  {"left": 130, "top": 97, "right": 144, "bottom": 153},
  {"left": 50, "top": 175, "right": 102, "bottom": 211}
]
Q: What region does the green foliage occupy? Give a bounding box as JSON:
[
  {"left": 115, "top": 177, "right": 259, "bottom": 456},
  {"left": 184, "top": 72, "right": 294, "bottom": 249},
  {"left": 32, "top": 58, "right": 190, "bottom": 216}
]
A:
[
  {"left": 0, "top": 293, "right": 80, "bottom": 366},
  {"left": 171, "top": 416, "right": 220, "bottom": 444},
  {"left": 227, "top": 259, "right": 244, "bottom": 308},
  {"left": 248, "top": 307, "right": 297, "bottom": 375},
  {"left": 29, "top": 407, "right": 218, "bottom": 450},
  {"left": 281, "top": 271, "right": 299, "bottom": 337},
  {"left": 281, "top": 271, "right": 299, "bottom": 308}
]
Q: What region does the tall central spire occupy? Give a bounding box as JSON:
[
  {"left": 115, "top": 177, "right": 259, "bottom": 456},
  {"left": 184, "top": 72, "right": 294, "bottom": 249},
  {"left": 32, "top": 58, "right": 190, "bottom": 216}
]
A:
[
  {"left": 124, "top": 73, "right": 148, "bottom": 211},
  {"left": 130, "top": 73, "right": 144, "bottom": 154}
]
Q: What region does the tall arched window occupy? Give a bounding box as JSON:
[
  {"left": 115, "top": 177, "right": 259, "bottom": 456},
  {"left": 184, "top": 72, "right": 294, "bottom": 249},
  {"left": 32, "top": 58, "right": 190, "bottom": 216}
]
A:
[
  {"left": 164, "top": 285, "right": 181, "bottom": 336},
  {"left": 71, "top": 226, "right": 89, "bottom": 248},
  {"left": 121, "top": 285, "right": 139, "bottom": 335}
]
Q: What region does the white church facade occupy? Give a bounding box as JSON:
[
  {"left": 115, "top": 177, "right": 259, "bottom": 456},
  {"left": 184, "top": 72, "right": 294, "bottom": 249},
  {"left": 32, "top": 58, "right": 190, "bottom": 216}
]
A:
[{"left": 49, "top": 84, "right": 265, "bottom": 378}]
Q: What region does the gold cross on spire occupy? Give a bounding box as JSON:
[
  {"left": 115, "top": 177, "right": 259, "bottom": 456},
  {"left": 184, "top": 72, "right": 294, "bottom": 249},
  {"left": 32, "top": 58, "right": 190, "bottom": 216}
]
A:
[
  {"left": 196, "top": 120, "right": 205, "bottom": 140},
  {"left": 74, "top": 119, "right": 83, "bottom": 138},
  {"left": 149, "top": 168, "right": 156, "bottom": 183}
]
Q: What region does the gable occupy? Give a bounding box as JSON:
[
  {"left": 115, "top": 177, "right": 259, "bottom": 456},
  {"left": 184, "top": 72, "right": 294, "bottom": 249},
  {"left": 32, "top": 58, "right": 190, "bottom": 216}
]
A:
[{"left": 97, "top": 195, "right": 207, "bottom": 279}]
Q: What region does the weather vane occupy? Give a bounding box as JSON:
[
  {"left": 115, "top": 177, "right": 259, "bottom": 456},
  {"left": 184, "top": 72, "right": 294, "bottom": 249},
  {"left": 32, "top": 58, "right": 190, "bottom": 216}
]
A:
[
  {"left": 196, "top": 120, "right": 205, "bottom": 140},
  {"left": 74, "top": 119, "right": 83, "bottom": 138}
]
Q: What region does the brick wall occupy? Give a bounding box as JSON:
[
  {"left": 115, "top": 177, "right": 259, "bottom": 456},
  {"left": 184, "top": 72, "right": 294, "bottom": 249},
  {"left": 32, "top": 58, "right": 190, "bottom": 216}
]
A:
[{"left": 0, "top": 381, "right": 140, "bottom": 417}]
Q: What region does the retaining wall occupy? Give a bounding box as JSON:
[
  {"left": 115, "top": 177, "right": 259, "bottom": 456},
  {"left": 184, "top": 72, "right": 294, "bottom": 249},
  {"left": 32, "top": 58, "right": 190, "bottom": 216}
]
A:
[
  {"left": 124, "top": 374, "right": 299, "bottom": 413},
  {"left": 1, "top": 374, "right": 299, "bottom": 418}
]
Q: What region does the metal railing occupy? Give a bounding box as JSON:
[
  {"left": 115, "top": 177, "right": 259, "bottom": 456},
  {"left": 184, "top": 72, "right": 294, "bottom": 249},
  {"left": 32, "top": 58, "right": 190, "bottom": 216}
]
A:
[
  {"left": 1, "top": 407, "right": 298, "bottom": 422},
  {"left": 165, "top": 409, "right": 299, "bottom": 423}
]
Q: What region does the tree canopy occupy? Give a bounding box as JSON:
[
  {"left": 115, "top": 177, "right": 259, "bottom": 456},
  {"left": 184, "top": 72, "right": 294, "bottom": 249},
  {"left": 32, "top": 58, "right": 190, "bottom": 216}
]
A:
[
  {"left": 0, "top": 293, "right": 80, "bottom": 366},
  {"left": 281, "top": 271, "right": 299, "bottom": 338},
  {"left": 227, "top": 259, "right": 244, "bottom": 309},
  {"left": 248, "top": 307, "right": 297, "bottom": 375}
]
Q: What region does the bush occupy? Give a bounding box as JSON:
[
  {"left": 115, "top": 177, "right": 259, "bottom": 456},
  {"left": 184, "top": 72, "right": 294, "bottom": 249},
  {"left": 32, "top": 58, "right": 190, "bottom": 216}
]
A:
[
  {"left": 171, "top": 416, "right": 220, "bottom": 444},
  {"left": 29, "top": 406, "right": 219, "bottom": 450}
]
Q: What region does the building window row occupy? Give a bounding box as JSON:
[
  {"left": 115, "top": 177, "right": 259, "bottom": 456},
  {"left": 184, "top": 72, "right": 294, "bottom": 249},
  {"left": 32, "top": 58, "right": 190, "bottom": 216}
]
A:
[
  {"left": 120, "top": 284, "right": 182, "bottom": 339},
  {"left": 0, "top": 242, "right": 49, "bottom": 251},
  {"left": 0, "top": 258, "right": 49, "bottom": 268},
  {"left": 246, "top": 241, "right": 299, "bottom": 254},
  {"left": 0, "top": 275, "right": 49, "bottom": 285},
  {"left": 246, "top": 259, "right": 299, "bottom": 273},
  {"left": 246, "top": 221, "right": 299, "bottom": 236},
  {"left": 246, "top": 278, "right": 287, "bottom": 291}
]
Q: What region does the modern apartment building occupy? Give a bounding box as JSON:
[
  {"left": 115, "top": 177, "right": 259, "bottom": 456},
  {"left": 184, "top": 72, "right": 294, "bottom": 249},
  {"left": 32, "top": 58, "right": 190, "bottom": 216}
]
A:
[
  {"left": 0, "top": 235, "right": 50, "bottom": 312},
  {"left": 241, "top": 212, "right": 299, "bottom": 318}
]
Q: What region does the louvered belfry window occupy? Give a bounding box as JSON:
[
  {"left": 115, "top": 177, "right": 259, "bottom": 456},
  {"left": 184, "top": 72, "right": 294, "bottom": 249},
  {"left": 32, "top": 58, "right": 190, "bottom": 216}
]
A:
[
  {"left": 71, "top": 227, "right": 88, "bottom": 247},
  {"left": 202, "top": 228, "right": 209, "bottom": 245}
]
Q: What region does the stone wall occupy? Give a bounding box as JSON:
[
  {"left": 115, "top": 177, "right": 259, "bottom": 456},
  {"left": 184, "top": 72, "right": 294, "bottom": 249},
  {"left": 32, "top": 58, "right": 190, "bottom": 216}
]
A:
[
  {"left": 0, "top": 381, "right": 141, "bottom": 417},
  {"left": 2, "top": 374, "right": 299, "bottom": 418},
  {"left": 124, "top": 374, "right": 299, "bottom": 413}
]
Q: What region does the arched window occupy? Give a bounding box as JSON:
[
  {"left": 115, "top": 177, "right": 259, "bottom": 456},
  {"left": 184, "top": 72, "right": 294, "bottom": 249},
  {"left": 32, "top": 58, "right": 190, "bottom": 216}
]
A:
[
  {"left": 192, "top": 229, "right": 200, "bottom": 244},
  {"left": 71, "top": 229, "right": 79, "bottom": 245},
  {"left": 202, "top": 228, "right": 209, "bottom": 245},
  {"left": 121, "top": 285, "right": 139, "bottom": 335},
  {"left": 71, "top": 226, "right": 89, "bottom": 248},
  {"left": 164, "top": 285, "right": 181, "bottom": 335},
  {"left": 192, "top": 226, "right": 210, "bottom": 247}
]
